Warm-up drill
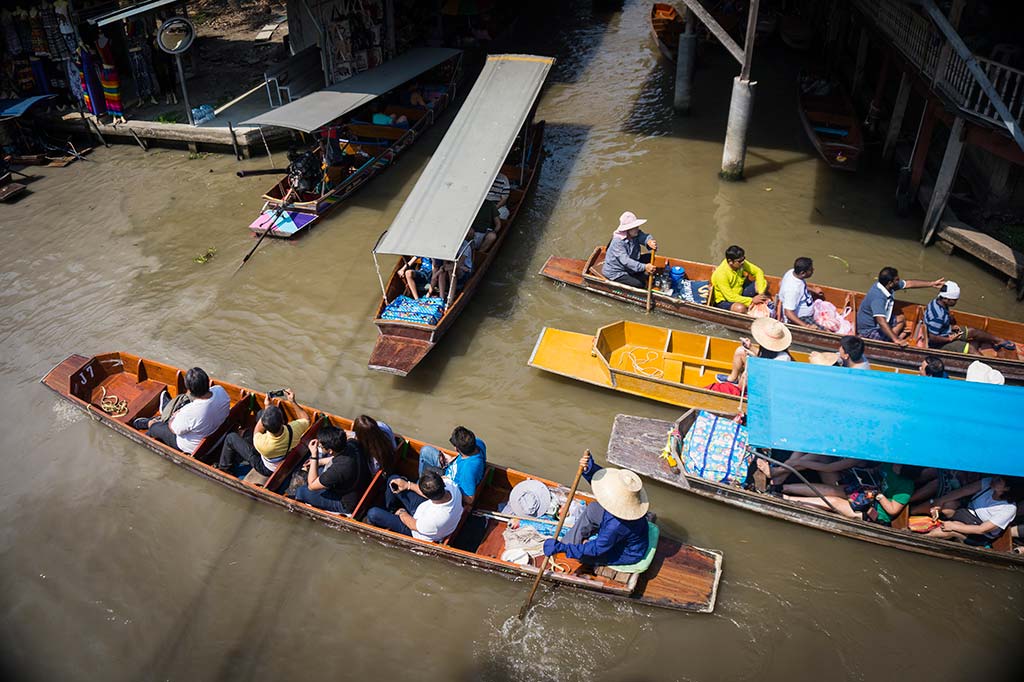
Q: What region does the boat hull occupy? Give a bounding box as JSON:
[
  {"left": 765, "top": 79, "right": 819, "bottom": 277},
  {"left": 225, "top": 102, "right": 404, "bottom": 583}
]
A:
[
  {"left": 539, "top": 248, "right": 1024, "bottom": 381},
  {"left": 650, "top": 3, "right": 685, "bottom": 63},
  {"left": 607, "top": 413, "right": 1022, "bottom": 568}
]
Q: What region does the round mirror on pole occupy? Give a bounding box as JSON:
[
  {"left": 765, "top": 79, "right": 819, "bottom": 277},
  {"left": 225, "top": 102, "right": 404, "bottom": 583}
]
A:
[{"left": 157, "top": 18, "right": 196, "bottom": 125}]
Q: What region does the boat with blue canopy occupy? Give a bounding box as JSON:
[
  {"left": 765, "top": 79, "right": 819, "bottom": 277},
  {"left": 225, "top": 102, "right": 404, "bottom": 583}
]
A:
[{"left": 606, "top": 358, "right": 1024, "bottom": 566}]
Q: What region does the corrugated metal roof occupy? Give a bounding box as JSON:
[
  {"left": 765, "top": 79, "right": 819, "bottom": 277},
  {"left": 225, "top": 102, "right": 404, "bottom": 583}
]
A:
[
  {"left": 240, "top": 48, "right": 461, "bottom": 133},
  {"left": 374, "top": 54, "right": 554, "bottom": 261}
]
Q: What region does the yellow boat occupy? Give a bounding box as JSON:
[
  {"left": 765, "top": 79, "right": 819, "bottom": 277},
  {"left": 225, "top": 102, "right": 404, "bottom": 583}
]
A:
[{"left": 528, "top": 320, "right": 917, "bottom": 411}]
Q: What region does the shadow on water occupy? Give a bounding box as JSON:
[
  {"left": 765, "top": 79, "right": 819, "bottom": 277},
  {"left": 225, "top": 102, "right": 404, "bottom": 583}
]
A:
[{"left": 400, "top": 122, "right": 593, "bottom": 390}]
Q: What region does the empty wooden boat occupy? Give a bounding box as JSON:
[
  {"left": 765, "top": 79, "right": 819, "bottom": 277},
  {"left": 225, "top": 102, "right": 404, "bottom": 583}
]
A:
[
  {"left": 798, "top": 74, "right": 864, "bottom": 171},
  {"left": 528, "top": 319, "right": 920, "bottom": 412},
  {"left": 606, "top": 360, "right": 1024, "bottom": 567},
  {"left": 539, "top": 246, "right": 1024, "bottom": 380},
  {"left": 369, "top": 54, "right": 552, "bottom": 376},
  {"left": 41, "top": 352, "right": 724, "bottom": 613},
  {"left": 650, "top": 3, "right": 686, "bottom": 62},
  {"left": 240, "top": 48, "right": 463, "bottom": 238}
]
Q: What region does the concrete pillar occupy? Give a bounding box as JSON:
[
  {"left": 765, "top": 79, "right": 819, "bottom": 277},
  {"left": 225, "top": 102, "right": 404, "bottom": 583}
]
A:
[
  {"left": 882, "top": 72, "right": 912, "bottom": 162},
  {"left": 673, "top": 31, "right": 698, "bottom": 113},
  {"left": 922, "top": 116, "right": 966, "bottom": 244},
  {"left": 852, "top": 27, "right": 870, "bottom": 95},
  {"left": 910, "top": 101, "right": 938, "bottom": 196},
  {"left": 720, "top": 77, "right": 756, "bottom": 181}
]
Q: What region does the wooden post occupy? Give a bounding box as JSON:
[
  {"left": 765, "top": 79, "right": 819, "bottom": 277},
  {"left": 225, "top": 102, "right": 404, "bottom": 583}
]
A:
[
  {"left": 673, "top": 15, "right": 698, "bottom": 113},
  {"left": 909, "top": 100, "right": 938, "bottom": 197},
  {"left": 852, "top": 27, "right": 870, "bottom": 96},
  {"left": 882, "top": 72, "right": 912, "bottom": 162},
  {"left": 922, "top": 116, "right": 966, "bottom": 244}
]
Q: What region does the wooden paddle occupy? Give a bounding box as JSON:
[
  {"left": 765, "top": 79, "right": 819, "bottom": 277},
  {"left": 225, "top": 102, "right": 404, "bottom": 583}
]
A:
[
  {"left": 646, "top": 248, "right": 657, "bottom": 313},
  {"left": 234, "top": 189, "right": 295, "bottom": 274},
  {"left": 517, "top": 450, "right": 589, "bottom": 621}
]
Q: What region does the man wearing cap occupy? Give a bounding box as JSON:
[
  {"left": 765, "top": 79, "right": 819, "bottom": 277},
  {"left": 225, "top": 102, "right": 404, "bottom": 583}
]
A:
[
  {"left": 602, "top": 211, "right": 658, "bottom": 288},
  {"left": 924, "top": 281, "right": 1015, "bottom": 355},
  {"left": 856, "top": 267, "right": 944, "bottom": 346},
  {"left": 542, "top": 453, "right": 651, "bottom": 567}
]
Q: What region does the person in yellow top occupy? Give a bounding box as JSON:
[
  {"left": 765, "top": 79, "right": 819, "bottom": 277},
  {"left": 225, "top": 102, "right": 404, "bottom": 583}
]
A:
[
  {"left": 711, "top": 245, "right": 770, "bottom": 313},
  {"left": 217, "top": 389, "right": 309, "bottom": 476}
]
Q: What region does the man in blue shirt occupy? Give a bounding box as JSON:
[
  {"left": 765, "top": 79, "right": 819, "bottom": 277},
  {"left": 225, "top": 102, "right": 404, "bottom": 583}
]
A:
[
  {"left": 543, "top": 453, "right": 650, "bottom": 567},
  {"left": 601, "top": 211, "right": 657, "bottom": 288},
  {"left": 856, "top": 266, "right": 944, "bottom": 346},
  {"left": 417, "top": 425, "right": 486, "bottom": 505},
  {"left": 923, "top": 281, "right": 1014, "bottom": 354}
]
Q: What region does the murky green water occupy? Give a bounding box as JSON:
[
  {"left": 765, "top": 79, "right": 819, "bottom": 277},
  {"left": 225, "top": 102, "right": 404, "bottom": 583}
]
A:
[{"left": 1, "top": 2, "right": 1021, "bottom": 681}]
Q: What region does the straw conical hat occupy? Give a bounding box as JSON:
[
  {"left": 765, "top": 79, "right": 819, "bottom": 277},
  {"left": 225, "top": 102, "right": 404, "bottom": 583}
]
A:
[
  {"left": 591, "top": 468, "right": 649, "bottom": 520},
  {"left": 751, "top": 317, "right": 793, "bottom": 352},
  {"left": 808, "top": 351, "right": 840, "bottom": 366}
]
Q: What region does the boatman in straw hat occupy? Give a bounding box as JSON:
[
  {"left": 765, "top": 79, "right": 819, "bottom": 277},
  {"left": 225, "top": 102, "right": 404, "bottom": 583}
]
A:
[
  {"left": 543, "top": 453, "right": 651, "bottom": 567},
  {"left": 601, "top": 211, "right": 658, "bottom": 288}
]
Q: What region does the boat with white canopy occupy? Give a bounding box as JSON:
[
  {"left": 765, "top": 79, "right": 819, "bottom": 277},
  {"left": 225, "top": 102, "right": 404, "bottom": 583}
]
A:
[{"left": 368, "top": 54, "right": 555, "bottom": 376}]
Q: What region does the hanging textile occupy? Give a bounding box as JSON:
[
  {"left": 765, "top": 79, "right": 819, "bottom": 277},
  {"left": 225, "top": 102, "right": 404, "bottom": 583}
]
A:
[
  {"left": 95, "top": 37, "right": 123, "bottom": 116},
  {"left": 2, "top": 11, "right": 23, "bottom": 56},
  {"left": 30, "top": 57, "right": 51, "bottom": 95},
  {"left": 65, "top": 56, "right": 84, "bottom": 106},
  {"left": 40, "top": 4, "right": 68, "bottom": 61},
  {"left": 13, "top": 12, "right": 33, "bottom": 55},
  {"left": 29, "top": 9, "right": 48, "bottom": 55},
  {"left": 54, "top": 2, "right": 77, "bottom": 55},
  {"left": 127, "top": 32, "right": 159, "bottom": 100},
  {"left": 77, "top": 47, "right": 106, "bottom": 116}
]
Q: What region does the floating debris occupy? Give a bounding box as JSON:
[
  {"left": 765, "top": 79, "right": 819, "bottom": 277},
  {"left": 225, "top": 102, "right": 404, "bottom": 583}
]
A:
[{"left": 193, "top": 247, "right": 217, "bottom": 264}]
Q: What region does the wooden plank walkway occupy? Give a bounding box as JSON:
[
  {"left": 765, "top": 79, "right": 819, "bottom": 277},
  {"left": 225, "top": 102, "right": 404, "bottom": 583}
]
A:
[{"left": 935, "top": 209, "right": 1024, "bottom": 299}]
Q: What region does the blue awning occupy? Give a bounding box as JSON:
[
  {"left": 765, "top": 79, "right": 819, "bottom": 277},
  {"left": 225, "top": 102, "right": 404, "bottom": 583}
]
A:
[
  {"left": 746, "top": 358, "right": 1024, "bottom": 476},
  {"left": 0, "top": 95, "right": 56, "bottom": 120}
]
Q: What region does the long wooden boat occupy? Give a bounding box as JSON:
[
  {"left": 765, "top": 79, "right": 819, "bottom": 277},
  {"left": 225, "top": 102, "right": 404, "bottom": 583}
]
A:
[
  {"left": 539, "top": 246, "right": 1024, "bottom": 381},
  {"left": 650, "top": 3, "right": 685, "bottom": 62},
  {"left": 798, "top": 75, "right": 864, "bottom": 171},
  {"left": 41, "top": 352, "right": 724, "bottom": 612},
  {"left": 529, "top": 319, "right": 924, "bottom": 412},
  {"left": 607, "top": 411, "right": 1022, "bottom": 567},
  {"left": 243, "top": 48, "right": 463, "bottom": 238}
]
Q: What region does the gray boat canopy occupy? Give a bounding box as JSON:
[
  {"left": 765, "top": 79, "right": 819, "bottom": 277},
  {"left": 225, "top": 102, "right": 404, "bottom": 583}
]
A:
[
  {"left": 240, "top": 47, "right": 461, "bottom": 133},
  {"left": 374, "top": 54, "right": 554, "bottom": 261}
]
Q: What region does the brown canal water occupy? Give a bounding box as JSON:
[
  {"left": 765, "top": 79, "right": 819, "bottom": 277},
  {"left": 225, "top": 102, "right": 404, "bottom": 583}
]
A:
[{"left": 1, "top": 3, "right": 1021, "bottom": 681}]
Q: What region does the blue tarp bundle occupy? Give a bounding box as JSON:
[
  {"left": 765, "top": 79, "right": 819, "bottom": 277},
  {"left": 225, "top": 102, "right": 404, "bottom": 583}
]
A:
[
  {"left": 746, "top": 358, "right": 1024, "bottom": 476},
  {"left": 0, "top": 95, "right": 56, "bottom": 120}
]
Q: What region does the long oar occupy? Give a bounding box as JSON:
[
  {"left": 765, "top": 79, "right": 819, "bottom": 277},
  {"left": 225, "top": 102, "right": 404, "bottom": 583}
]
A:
[
  {"left": 645, "top": 248, "right": 657, "bottom": 313},
  {"left": 234, "top": 189, "right": 295, "bottom": 274},
  {"left": 517, "top": 450, "right": 588, "bottom": 621}
]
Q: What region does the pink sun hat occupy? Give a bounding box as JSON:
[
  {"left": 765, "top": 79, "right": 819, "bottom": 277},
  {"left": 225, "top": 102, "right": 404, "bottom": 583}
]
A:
[{"left": 613, "top": 211, "right": 648, "bottom": 238}]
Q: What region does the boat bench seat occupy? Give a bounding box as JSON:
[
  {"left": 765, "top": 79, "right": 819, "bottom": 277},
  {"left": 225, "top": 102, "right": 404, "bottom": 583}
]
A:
[
  {"left": 91, "top": 375, "right": 164, "bottom": 425},
  {"left": 594, "top": 565, "right": 641, "bottom": 591}
]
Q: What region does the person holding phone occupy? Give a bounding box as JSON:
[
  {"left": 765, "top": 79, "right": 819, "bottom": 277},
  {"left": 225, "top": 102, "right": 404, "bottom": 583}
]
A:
[
  {"left": 293, "top": 426, "right": 370, "bottom": 515},
  {"left": 217, "top": 389, "right": 309, "bottom": 475},
  {"left": 366, "top": 470, "right": 463, "bottom": 542}
]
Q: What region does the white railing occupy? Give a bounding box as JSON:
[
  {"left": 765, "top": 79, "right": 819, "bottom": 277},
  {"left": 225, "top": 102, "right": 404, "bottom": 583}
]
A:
[{"left": 939, "top": 55, "right": 1024, "bottom": 127}]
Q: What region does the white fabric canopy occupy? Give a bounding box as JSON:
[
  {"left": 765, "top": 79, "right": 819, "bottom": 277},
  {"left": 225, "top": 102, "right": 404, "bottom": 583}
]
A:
[
  {"left": 241, "top": 48, "right": 461, "bottom": 133},
  {"left": 374, "top": 54, "right": 554, "bottom": 261}
]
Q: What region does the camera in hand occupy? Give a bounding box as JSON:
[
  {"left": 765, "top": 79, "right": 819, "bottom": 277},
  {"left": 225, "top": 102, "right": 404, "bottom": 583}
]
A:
[{"left": 267, "top": 389, "right": 286, "bottom": 399}]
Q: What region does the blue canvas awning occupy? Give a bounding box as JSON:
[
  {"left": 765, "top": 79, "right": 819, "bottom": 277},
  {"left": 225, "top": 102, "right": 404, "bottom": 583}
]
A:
[
  {"left": 746, "top": 358, "right": 1024, "bottom": 476},
  {"left": 0, "top": 95, "right": 56, "bottom": 120}
]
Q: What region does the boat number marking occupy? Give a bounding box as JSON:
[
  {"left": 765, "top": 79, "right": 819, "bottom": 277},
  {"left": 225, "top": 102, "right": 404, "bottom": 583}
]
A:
[{"left": 77, "top": 364, "right": 95, "bottom": 385}]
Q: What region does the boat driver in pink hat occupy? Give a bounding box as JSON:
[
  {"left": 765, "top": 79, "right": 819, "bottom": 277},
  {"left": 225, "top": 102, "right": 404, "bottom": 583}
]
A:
[{"left": 601, "top": 211, "right": 658, "bottom": 288}]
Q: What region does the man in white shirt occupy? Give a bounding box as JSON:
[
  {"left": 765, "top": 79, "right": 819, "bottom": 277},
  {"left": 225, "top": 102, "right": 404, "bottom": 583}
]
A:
[
  {"left": 366, "top": 470, "right": 463, "bottom": 542},
  {"left": 778, "top": 257, "right": 823, "bottom": 328},
  {"left": 144, "top": 368, "right": 230, "bottom": 454}
]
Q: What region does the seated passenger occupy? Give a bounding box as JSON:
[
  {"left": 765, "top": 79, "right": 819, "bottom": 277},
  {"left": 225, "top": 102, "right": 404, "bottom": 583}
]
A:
[
  {"left": 471, "top": 199, "right": 501, "bottom": 254},
  {"left": 856, "top": 266, "right": 944, "bottom": 346},
  {"left": 926, "top": 476, "right": 1021, "bottom": 543},
  {"left": 711, "top": 245, "right": 770, "bottom": 314},
  {"left": 418, "top": 425, "right": 487, "bottom": 504},
  {"left": 909, "top": 468, "right": 967, "bottom": 511},
  {"left": 366, "top": 470, "right": 463, "bottom": 542},
  {"left": 601, "top": 211, "right": 657, "bottom": 288},
  {"left": 487, "top": 172, "right": 511, "bottom": 220},
  {"left": 294, "top": 426, "right": 370, "bottom": 515},
  {"left": 405, "top": 83, "right": 428, "bottom": 108},
  {"left": 770, "top": 454, "right": 870, "bottom": 486},
  {"left": 141, "top": 367, "right": 230, "bottom": 455},
  {"left": 429, "top": 231, "right": 473, "bottom": 303},
  {"left": 543, "top": 452, "right": 651, "bottom": 568},
  {"left": 782, "top": 463, "right": 921, "bottom": 525},
  {"left": 837, "top": 335, "right": 871, "bottom": 369},
  {"left": 919, "top": 355, "right": 948, "bottom": 378},
  {"left": 217, "top": 389, "right": 310, "bottom": 475},
  {"left": 778, "top": 257, "right": 824, "bottom": 328},
  {"left": 398, "top": 256, "right": 433, "bottom": 300},
  {"left": 370, "top": 104, "right": 409, "bottom": 127},
  {"left": 350, "top": 414, "right": 400, "bottom": 475},
  {"left": 719, "top": 318, "right": 792, "bottom": 388},
  {"left": 924, "top": 281, "right": 1015, "bottom": 355}
]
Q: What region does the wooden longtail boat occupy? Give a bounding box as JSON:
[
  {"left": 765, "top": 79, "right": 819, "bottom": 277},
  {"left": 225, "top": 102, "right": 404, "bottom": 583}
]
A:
[
  {"left": 539, "top": 247, "right": 1024, "bottom": 381},
  {"left": 41, "top": 352, "right": 724, "bottom": 612},
  {"left": 369, "top": 54, "right": 555, "bottom": 376},
  {"left": 607, "top": 410, "right": 1023, "bottom": 568},
  {"left": 798, "top": 75, "right": 864, "bottom": 171},
  {"left": 528, "top": 319, "right": 923, "bottom": 412},
  {"left": 650, "top": 3, "right": 686, "bottom": 62},
  {"left": 241, "top": 48, "right": 463, "bottom": 238},
  {"left": 369, "top": 123, "right": 544, "bottom": 375}
]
